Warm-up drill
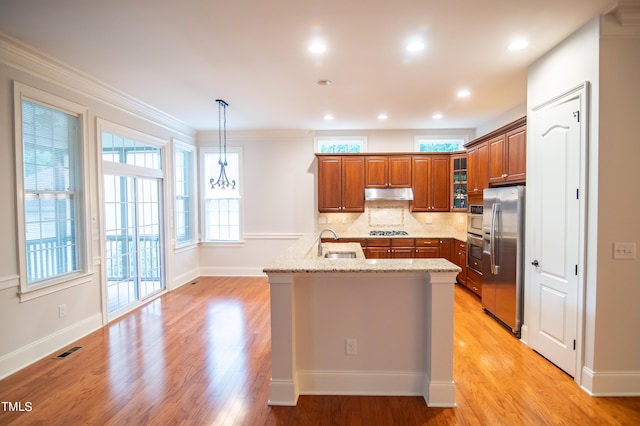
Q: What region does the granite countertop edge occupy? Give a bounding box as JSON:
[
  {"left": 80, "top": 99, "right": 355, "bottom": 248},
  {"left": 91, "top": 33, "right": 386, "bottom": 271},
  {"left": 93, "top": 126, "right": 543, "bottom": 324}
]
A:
[{"left": 263, "top": 234, "right": 462, "bottom": 274}]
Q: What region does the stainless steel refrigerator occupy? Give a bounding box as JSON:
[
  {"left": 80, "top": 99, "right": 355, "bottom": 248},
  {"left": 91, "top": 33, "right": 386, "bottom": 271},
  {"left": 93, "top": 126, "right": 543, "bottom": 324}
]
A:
[{"left": 482, "top": 186, "right": 525, "bottom": 336}]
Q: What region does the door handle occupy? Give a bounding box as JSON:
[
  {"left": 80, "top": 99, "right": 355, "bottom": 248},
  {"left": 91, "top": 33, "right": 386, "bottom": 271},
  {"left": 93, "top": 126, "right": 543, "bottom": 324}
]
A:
[{"left": 531, "top": 260, "right": 540, "bottom": 267}]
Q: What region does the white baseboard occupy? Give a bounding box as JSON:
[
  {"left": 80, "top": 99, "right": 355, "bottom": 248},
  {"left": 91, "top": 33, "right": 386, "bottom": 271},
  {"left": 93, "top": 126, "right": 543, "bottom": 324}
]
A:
[
  {"left": 581, "top": 366, "right": 640, "bottom": 396},
  {"left": 297, "top": 370, "right": 426, "bottom": 396},
  {"left": 0, "top": 313, "right": 102, "bottom": 380},
  {"left": 423, "top": 379, "right": 457, "bottom": 407},
  {"left": 268, "top": 378, "right": 299, "bottom": 406},
  {"left": 170, "top": 268, "right": 201, "bottom": 289}
]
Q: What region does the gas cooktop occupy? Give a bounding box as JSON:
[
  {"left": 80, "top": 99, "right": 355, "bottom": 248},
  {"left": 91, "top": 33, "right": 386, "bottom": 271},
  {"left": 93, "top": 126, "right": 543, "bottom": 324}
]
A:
[{"left": 368, "top": 230, "right": 409, "bottom": 236}]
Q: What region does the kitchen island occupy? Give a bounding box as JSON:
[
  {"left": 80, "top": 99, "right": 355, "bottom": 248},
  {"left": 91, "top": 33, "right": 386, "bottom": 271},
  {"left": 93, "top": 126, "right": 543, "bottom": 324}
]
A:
[{"left": 263, "top": 233, "right": 460, "bottom": 407}]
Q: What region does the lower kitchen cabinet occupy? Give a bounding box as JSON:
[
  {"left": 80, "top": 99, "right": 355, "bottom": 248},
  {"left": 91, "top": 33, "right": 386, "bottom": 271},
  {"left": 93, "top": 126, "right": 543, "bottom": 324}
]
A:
[
  {"left": 415, "top": 238, "right": 440, "bottom": 258},
  {"left": 365, "top": 238, "right": 391, "bottom": 258},
  {"left": 391, "top": 238, "right": 415, "bottom": 258},
  {"left": 466, "top": 268, "right": 482, "bottom": 297},
  {"left": 455, "top": 240, "right": 467, "bottom": 285}
]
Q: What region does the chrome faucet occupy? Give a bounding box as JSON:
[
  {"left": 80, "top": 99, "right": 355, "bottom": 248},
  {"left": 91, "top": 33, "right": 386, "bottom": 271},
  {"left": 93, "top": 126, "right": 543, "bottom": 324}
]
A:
[{"left": 317, "top": 228, "right": 338, "bottom": 256}]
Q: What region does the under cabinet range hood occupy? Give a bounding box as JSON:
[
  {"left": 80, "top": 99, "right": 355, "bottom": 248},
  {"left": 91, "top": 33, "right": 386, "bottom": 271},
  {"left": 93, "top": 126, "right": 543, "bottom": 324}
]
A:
[{"left": 364, "top": 187, "right": 414, "bottom": 201}]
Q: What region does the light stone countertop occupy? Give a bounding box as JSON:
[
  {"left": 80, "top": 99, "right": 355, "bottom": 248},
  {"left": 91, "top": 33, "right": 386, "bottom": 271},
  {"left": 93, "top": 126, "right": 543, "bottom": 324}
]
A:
[{"left": 263, "top": 233, "right": 461, "bottom": 274}]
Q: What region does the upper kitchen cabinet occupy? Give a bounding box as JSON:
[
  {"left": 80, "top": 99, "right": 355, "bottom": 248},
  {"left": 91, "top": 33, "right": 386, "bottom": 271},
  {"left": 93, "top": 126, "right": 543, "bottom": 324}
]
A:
[
  {"left": 451, "top": 153, "right": 467, "bottom": 211},
  {"left": 488, "top": 123, "right": 526, "bottom": 184},
  {"left": 411, "top": 155, "right": 450, "bottom": 212},
  {"left": 466, "top": 141, "right": 489, "bottom": 204},
  {"left": 317, "top": 155, "right": 365, "bottom": 213},
  {"left": 466, "top": 116, "right": 526, "bottom": 203},
  {"left": 365, "top": 156, "right": 412, "bottom": 188}
]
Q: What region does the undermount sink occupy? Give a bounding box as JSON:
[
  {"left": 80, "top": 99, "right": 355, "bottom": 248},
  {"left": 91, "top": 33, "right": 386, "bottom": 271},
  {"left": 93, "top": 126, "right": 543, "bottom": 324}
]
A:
[{"left": 323, "top": 251, "right": 357, "bottom": 259}]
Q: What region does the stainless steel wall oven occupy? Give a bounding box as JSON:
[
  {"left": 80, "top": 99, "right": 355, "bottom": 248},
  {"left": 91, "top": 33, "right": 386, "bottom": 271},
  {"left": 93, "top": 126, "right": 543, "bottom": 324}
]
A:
[
  {"left": 466, "top": 233, "right": 483, "bottom": 274},
  {"left": 467, "top": 204, "right": 483, "bottom": 274}
]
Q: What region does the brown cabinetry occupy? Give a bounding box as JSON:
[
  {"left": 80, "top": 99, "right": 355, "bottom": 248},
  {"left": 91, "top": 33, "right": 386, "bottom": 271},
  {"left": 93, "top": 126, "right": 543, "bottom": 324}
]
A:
[
  {"left": 466, "top": 268, "right": 482, "bottom": 297},
  {"left": 466, "top": 141, "right": 489, "bottom": 203},
  {"left": 317, "top": 155, "right": 365, "bottom": 213},
  {"left": 365, "top": 156, "right": 412, "bottom": 188},
  {"left": 454, "top": 240, "right": 467, "bottom": 285},
  {"left": 488, "top": 125, "right": 526, "bottom": 184},
  {"left": 391, "top": 238, "right": 415, "bottom": 258},
  {"left": 411, "top": 155, "right": 450, "bottom": 212},
  {"left": 451, "top": 154, "right": 468, "bottom": 211},
  {"left": 415, "top": 238, "right": 441, "bottom": 258},
  {"left": 365, "top": 238, "right": 391, "bottom": 258},
  {"left": 465, "top": 117, "right": 526, "bottom": 204}
]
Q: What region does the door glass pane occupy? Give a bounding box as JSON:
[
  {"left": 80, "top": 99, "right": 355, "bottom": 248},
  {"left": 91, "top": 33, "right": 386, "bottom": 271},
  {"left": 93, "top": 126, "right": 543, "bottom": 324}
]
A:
[
  {"left": 104, "top": 174, "right": 163, "bottom": 314},
  {"left": 137, "top": 178, "right": 162, "bottom": 299},
  {"left": 104, "top": 175, "right": 138, "bottom": 313}
]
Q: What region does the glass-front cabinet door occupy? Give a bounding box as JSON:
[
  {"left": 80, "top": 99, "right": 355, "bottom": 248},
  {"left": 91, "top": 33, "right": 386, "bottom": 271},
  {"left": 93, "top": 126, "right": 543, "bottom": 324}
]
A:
[{"left": 451, "top": 154, "right": 467, "bottom": 211}]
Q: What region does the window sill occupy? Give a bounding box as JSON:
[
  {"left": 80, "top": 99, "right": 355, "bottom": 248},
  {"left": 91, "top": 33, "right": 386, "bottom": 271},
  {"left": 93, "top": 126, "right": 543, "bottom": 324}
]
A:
[
  {"left": 19, "top": 272, "right": 95, "bottom": 303},
  {"left": 174, "top": 241, "right": 199, "bottom": 253}
]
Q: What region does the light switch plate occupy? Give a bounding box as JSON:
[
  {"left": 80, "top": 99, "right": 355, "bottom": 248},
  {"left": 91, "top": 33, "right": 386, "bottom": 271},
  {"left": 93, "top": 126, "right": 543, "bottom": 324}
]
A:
[{"left": 613, "top": 242, "right": 636, "bottom": 259}]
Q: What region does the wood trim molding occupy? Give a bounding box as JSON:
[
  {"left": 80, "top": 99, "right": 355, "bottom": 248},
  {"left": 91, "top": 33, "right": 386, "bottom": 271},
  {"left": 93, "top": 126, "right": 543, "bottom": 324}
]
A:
[
  {"left": 0, "top": 34, "right": 196, "bottom": 139},
  {"left": 464, "top": 116, "right": 527, "bottom": 148}
]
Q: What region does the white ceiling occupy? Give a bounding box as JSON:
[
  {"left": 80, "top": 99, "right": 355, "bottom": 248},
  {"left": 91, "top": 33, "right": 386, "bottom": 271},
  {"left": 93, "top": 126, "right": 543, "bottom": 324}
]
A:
[{"left": 0, "top": 0, "right": 613, "bottom": 131}]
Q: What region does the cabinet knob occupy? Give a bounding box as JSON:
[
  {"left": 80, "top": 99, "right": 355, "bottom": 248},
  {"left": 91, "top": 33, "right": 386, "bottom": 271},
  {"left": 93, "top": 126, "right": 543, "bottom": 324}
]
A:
[
  {"left": 502, "top": 173, "right": 508, "bottom": 178},
  {"left": 531, "top": 260, "right": 540, "bottom": 267}
]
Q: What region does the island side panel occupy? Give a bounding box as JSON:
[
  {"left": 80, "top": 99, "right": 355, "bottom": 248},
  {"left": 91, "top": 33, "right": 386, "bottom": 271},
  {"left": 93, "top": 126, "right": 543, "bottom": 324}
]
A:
[
  {"left": 423, "top": 271, "right": 458, "bottom": 407},
  {"left": 266, "top": 273, "right": 298, "bottom": 406},
  {"left": 294, "top": 272, "right": 428, "bottom": 396}
]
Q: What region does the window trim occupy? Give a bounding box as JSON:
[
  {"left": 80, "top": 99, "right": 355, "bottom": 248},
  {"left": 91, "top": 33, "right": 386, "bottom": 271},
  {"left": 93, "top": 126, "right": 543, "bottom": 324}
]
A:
[
  {"left": 413, "top": 134, "right": 469, "bottom": 152},
  {"left": 173, "top": 139, "right": 197, "bottom": 249},
  {"left": 14, "top": 82, "right": 93, "bottom": 300},
  {"left": 200, "top": 146, "right": 244, "bottom": 243}
]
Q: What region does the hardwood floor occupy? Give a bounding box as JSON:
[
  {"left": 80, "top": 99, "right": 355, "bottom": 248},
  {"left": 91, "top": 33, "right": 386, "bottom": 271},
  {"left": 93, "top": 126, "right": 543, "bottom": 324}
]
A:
[{"left": 1, "top": 276, "right": 639, "bottom": 425}]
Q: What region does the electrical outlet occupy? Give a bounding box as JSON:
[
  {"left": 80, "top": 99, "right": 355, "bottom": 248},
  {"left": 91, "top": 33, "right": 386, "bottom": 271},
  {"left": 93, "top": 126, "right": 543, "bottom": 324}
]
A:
[
  {"left": 425, "top": 216, "right": 433, "bottom": 224},
  {"left": 346, "top": 338, "right": 357, "bottom": 355},
  {"left": 613, "top": 242, "right": 636, "bottom": 260},
  {"left": 318, "top": 217, "right": 326, "bottom": 224},
  {"left": 58, "top": 304, "right": 67, "bottom": 318}
]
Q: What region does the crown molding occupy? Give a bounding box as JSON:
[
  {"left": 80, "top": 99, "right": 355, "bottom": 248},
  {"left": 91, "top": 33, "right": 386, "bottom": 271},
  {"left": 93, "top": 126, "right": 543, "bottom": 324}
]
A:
[
  {"left": 602, "top": 1, "right": 640, "bottom": 37},
  {"left": 0, "top": 33, "right": 196, "bottom": 139}
]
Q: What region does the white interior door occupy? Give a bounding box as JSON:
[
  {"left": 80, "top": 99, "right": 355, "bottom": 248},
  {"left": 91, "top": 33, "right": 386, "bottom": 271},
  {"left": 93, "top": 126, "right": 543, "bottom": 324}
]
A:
[{"left": 527, "top": 87, "right": 586, "bottom": 377}]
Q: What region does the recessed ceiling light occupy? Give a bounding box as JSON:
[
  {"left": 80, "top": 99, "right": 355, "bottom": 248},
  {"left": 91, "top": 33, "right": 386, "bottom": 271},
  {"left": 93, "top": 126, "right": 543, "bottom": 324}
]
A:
[
  {"left": 457, "top": 89, "right": 471, "bottom": 98},
  {"left": 308, "top": 42, "right": 327, "bottom": 53},
  {"left": 507, "top": 39, "right": 528, "bottom": 51},
  {"left": 432, "top": 113, "right": 444, "bottom": 119},
  {"left": 378, "top": 113, "right": 388, "bottom": 120},
  {"left": 323, "top": 114, "right": 334, "bottom": 120},
  {"left": 406, "top": 41, "right": 425, "bottom": 52}
]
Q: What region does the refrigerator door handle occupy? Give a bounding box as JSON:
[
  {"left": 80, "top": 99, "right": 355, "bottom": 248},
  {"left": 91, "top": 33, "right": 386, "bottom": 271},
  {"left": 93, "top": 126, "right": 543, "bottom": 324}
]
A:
[{"left": 490, "top": 203, "right": 500, "bottom": 275}]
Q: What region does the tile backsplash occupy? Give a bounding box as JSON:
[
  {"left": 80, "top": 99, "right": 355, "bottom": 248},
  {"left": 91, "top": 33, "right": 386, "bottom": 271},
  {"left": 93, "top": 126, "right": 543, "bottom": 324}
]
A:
[{"left": 317, "top": 200, "right": 467, "bottom": 237}]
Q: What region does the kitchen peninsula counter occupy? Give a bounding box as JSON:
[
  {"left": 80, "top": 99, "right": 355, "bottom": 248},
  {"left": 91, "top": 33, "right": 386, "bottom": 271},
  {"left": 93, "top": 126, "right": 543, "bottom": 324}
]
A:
[{"left": 263, "top": 233, "right": 459, "bottom": 408}]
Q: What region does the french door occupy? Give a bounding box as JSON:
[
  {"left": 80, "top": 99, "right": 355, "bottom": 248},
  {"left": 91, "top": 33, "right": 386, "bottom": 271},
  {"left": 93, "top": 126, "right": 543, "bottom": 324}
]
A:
[{"left": 103, "top": 174, "right": 164, "bottom": 314}]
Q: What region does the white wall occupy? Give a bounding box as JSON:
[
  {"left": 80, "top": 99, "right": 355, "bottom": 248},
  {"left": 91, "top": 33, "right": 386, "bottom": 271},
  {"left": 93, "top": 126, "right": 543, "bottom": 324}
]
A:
[
  {"left": 197, "top": 130, "right": 315, "bottom": 275},
  {"left": 528, "top": 13, "right": 640, "bottom": 395},
  {"left": 594, "top": 13, "right": 640, "bottom": 375},
  {"left": 475, "top": 103, "right": 527, "bottom": 137},
  {"left": 0, "top": 37, "right": 197, "bottom": 378}
]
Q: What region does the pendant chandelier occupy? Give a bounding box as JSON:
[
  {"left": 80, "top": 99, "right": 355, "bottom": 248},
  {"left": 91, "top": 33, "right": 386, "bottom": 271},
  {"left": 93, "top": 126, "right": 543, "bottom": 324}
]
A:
[{"left": 210, "top": 99, "right": 236, "bottom": 190}]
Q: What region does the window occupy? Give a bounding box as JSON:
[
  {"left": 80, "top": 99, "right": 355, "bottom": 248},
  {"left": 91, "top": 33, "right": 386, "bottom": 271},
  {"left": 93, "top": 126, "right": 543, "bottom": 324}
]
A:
[
  {"left": 315, "top": 136, "right": 367, "bottom": 153},
  {"left": 201, "top": 148, "right": 242, "bottom": 242},
  {"left": 15, "top": 83, "right": 89, "bottom": 294},
  {"left": 414, "top": 135, "right": 468, "bottom": 152},
  {"left": 174, "top": 141, "right": 196, "bottom": 246}
]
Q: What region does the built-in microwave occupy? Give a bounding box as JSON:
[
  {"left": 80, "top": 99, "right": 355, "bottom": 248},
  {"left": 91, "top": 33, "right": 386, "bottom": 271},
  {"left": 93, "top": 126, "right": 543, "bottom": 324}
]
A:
[{"left": 467, "top": 204, "right": 483, "bottom": 236}]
